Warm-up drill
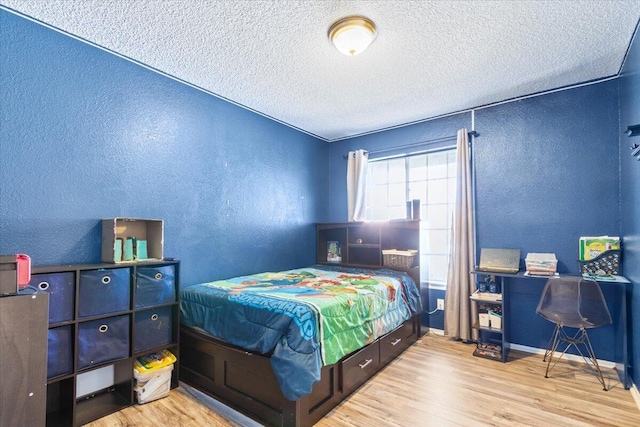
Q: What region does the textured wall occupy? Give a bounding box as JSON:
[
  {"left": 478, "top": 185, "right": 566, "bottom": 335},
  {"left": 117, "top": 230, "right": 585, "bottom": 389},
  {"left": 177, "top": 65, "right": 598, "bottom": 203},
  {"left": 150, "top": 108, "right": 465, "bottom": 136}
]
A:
[
  {"left": 1, "top": 9, "right": 633, "bottom": 366},
  {"left": 328, "top": 81, "right": 622, "bottom": 359},
  {"left": 474, "top": 80, "right": 620, "bottom": 360},
  {"left": 0, "top": 11, "right": 329, "bottom": 287},
  {"left": 619, "top": 27, "right": 640, "bottom": 387}
]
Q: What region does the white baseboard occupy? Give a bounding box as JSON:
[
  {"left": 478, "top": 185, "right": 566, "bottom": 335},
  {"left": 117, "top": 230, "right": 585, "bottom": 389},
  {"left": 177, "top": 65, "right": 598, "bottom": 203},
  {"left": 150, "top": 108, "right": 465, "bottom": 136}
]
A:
[
  {"left": 427, "top": 333, "right": 639, "bottom": 409},
  {"left": 630, "top": 381, "right": 640, "bottom": 412},
  {"left": 426, "top": 333, "right": 617, "bottom": 370},
  {"left": 509, "top": 343, "right": 616, "bottom": 369}
]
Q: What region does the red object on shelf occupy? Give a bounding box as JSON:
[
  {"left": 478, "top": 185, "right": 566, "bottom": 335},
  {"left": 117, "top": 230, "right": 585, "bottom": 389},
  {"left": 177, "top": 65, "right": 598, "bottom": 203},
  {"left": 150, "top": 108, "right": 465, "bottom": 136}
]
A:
[{"left": 16, "top": 254, "right": 31, "bottom": 288}]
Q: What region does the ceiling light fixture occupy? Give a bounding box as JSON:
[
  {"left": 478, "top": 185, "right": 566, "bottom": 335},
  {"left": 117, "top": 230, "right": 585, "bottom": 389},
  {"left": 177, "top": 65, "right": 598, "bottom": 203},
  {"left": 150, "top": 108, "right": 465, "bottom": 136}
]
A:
[{"left": 328, "top": 16, "right": 377, "bottom": 56}]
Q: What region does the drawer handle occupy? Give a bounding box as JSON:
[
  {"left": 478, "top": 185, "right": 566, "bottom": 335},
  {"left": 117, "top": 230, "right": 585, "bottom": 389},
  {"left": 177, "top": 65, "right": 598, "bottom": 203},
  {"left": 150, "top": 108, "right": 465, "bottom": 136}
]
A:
[
  {"left": 101, "top": 276, "right": 111, "bottom": 285},
  {"left": 38, "top": 281, "right": 50, "bottom": 291},
  {"left": 358, "top": 358, "right": 373, "bottom": 369},
  {"left": 151, "top": 314, "right": 159, "bottom": 321},
  {"left": 155, "top": 273, "right": 163, "bottom": 280},
  {"left": 391, "top": 338, "right": 402, "bottom": 346},
  {"left": 99, "top": 324, "right": 109, "bottom": 333}
]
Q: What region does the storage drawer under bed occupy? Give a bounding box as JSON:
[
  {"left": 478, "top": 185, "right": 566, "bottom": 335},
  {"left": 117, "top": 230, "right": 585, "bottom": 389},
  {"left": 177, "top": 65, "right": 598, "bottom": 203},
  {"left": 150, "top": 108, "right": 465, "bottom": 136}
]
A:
[
  {"left": 340, "top": 340, "right": 380, "bottom": 393},
  {"left": 379, "top": 320, "right": 415, "bottom": 365}
]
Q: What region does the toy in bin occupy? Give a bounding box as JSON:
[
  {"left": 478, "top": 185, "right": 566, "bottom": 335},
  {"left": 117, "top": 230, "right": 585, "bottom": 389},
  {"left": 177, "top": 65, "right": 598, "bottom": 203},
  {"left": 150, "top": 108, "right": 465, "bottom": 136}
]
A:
[{"left": 134, "top": 349, "right": 176, "bottom": 404}]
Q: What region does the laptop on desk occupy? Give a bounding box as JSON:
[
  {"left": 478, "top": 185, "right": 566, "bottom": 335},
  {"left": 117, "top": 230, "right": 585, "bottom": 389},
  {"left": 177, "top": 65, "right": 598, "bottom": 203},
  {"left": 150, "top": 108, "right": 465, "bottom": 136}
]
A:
[{"left": 477, "top": 248, "right": 521, "bottom": 274}]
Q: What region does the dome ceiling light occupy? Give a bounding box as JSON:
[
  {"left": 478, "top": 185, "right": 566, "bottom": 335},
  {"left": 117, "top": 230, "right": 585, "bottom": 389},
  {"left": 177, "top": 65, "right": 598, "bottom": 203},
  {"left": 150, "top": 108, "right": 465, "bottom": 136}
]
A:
[{"left": 328, "top": 16, "right": 377, "bottom": 56}]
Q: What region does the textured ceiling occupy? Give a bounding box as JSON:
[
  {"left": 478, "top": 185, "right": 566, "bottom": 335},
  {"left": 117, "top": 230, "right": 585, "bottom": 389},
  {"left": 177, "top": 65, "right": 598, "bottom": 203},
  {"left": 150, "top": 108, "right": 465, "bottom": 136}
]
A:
[{"left": 2, "top": 1, "right": 640, "bottom": 141}]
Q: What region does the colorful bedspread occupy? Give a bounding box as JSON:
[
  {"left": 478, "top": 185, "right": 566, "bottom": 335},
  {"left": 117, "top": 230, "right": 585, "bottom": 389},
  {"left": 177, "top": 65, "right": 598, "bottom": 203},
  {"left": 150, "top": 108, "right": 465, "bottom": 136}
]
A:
[{"left": 180, "top": 265, "right": 422, "bottom": 401}]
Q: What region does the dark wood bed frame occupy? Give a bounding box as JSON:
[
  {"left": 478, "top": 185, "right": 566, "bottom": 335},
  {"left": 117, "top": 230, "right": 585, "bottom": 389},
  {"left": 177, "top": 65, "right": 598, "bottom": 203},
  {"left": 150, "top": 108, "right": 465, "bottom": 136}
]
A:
[
  {"left": 180, "top": 314, "right": 421, "bottom": 427},
  {"left": 180, "top": 221, "right": 422, "bottom": 426}
]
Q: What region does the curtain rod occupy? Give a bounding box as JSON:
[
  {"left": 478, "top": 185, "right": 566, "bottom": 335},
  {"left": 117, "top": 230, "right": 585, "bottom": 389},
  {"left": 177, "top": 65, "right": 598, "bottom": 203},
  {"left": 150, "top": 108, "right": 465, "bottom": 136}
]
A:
[{"left": 343, "top": 130, "right": 478, "bottom": 159}]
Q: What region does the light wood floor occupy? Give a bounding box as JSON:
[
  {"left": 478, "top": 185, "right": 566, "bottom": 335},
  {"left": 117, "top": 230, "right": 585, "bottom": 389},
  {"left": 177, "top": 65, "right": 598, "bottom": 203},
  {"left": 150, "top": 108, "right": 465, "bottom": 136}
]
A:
[{"left": 86, "top": 333, "right": 640, "bottom": 426}]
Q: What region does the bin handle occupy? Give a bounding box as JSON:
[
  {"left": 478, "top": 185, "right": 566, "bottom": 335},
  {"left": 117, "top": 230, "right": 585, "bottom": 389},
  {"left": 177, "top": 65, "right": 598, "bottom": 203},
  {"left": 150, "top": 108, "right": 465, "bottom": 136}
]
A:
[
  {"left": 99, "top": 324, "right": 109, "bottom": 333},
  {"left": 151, "top": 314, "right": 159, "bottom": 321},
  {"left": 101, "top": 276, "right": 111, "bottom": 285},
  {"left": 155, "top": 273, "right": 163, "bottom": 280},
  {"left": 38, "top": 281, "right": 50, "bottom": 291}
]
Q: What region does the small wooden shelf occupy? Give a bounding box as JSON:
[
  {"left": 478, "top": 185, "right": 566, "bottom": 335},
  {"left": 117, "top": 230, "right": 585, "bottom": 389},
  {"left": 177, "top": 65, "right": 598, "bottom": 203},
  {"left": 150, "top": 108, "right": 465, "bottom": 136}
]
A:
[
  {"left": 317, "top": 221, "right": 422, "bottom": 334},
  {"left": 470, "top": 272, "right": 509, "bottom": 362},
  {"left": 469, "top": 295, "right": 503, "bottom": 304},
  {"left": 317, "top": 221, "right": 419, "bottom": 272},
  {"left": 75, "top": 388, "right": 131, "bottom": 426},
  {"left": 472, "top": 321, "right": 503, "bottom": 333}
]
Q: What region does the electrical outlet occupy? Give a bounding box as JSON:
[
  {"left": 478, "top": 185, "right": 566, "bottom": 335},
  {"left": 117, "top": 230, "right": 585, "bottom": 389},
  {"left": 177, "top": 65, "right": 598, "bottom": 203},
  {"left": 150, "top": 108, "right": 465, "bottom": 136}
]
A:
[{"left": 437, "top": 298, "right": 445, "bottom": 310}]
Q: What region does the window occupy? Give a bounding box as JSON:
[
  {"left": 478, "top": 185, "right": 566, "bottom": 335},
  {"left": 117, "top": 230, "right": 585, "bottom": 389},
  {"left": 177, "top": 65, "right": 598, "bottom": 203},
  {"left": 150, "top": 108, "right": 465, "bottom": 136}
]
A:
[{"left": 365, "top": 149, "right": 457, "bottom": 288}]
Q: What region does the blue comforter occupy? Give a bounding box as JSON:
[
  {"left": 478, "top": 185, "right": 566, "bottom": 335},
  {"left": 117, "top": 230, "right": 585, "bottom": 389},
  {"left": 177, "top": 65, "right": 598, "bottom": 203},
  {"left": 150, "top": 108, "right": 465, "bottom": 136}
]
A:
[{"left": 180, "top": 265, "right": 422, "bottom": 400}]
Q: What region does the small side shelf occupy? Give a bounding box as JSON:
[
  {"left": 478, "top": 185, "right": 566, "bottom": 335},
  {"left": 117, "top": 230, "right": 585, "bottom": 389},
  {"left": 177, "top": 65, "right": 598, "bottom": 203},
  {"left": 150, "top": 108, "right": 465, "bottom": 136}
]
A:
[
  {"left": 472, "top": 321, "right": 503, "bottom": 334},
  {"left": 316, "top": 221, "right": 419, "bottom": 276},
  {"left": 347, "top": 243, "right": 380, "bottom": 248},
  {"left": 470, "top": 272, "right": 509, "bottom": 362}
]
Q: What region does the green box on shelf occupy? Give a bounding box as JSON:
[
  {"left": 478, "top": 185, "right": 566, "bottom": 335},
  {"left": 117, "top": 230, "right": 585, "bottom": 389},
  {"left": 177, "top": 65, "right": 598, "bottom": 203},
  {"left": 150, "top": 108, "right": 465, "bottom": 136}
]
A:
[
  {"left": 101, "top": 218, "right": 164, "bottom": 263},
  {"left": 579, "top": 236, "right": 620, "bottom": 261}
]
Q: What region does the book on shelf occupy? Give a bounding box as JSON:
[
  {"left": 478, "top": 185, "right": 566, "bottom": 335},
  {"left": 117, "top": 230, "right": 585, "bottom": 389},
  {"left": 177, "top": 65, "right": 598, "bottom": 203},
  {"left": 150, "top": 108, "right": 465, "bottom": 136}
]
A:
[{"left": 471, "top": 290, "right": 502, "bottom": 301}]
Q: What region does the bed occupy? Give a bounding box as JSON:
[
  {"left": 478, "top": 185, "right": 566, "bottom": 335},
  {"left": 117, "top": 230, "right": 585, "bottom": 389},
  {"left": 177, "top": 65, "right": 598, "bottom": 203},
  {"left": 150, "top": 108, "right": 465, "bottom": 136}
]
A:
[{"left": 179, "top": 264, "right": 422, "bottom": 427}]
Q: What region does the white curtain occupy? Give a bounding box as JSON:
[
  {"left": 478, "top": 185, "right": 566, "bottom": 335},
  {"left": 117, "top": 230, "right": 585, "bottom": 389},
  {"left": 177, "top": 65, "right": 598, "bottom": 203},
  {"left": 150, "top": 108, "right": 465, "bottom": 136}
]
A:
[
  {"left": 444, "top": 129, "right": 477, "bottom": 341},
  {"left": 347, "top": 149, "right": 368, "bottom": 222}
]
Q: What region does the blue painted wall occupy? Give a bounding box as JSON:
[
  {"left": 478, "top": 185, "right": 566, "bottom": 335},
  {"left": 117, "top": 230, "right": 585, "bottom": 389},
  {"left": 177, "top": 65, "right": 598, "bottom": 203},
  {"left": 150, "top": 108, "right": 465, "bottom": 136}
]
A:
[
  {"left": 1, "top": 7, "right": 637, "bottom": 372},
  {"left": 0, "top": 11, "right": 328, "bottom": 287},
  {"left": 327, "top": 81, "right": 623, "bottom": 361},
  {"left": 619, "top": 26, "right": 640, "bottom": 387},
  {"left": 474, "top": 80, "right": 620, "bottom": 360}
]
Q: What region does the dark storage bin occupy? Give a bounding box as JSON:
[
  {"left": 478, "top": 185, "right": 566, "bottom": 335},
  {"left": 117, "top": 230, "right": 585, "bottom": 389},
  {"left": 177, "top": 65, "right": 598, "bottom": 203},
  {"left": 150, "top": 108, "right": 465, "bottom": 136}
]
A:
[
  {"left": 77, "top": 315, "right": 129, "bottom": 370},
  {"left": 30, "top": 272, "right": 75, "bottom": 324},
  {"left": 78, "top": 268, "right": 130, "bottom": 318},
  {"left": 135, "top": 265, "right": 176, "bottom": 308},
  {"left": 578, "top": 249, "right": 621, "bottom": 276},
  {"left": 134, "top": 306, "right": 172, "bottom": 353},
  {"left": 47, "top": 325, "right": 73, "bottom": 379}
]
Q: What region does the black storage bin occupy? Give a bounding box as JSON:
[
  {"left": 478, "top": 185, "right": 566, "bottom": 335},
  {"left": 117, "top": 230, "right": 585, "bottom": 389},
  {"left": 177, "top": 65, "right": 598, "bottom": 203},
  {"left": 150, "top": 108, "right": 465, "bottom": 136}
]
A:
[
  {"left": 47, "top": 325, "right": 73, "bottom": 379},
  {"left": 77, "top": 315, "right": 129, "bottom": 370},
  {"left": 578, "top": 250, "right": 621, "bottom": 276},
  {"left": 30, "top": 272, "right": 75, "bottom": 324},
  {"left": 135, "top": 265, "right": 176, "bottom": 308},
  {"left": 78, "top": 268, "right": 130, "bottom": 318},
  {"left": 134, "top": 306, "right": 172, "bottom": 353}
]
